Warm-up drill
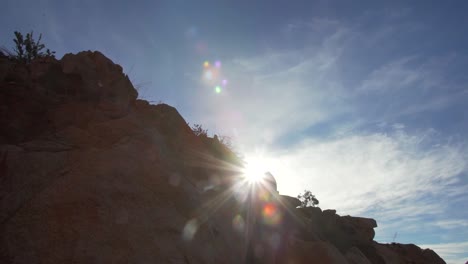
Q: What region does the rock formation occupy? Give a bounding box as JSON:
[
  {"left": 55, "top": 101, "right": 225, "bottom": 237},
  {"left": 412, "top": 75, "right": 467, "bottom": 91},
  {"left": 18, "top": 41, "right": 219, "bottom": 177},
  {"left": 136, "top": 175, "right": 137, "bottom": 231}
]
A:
[{"left": 0, "top": 51, "right": 446, "bottom": 263}]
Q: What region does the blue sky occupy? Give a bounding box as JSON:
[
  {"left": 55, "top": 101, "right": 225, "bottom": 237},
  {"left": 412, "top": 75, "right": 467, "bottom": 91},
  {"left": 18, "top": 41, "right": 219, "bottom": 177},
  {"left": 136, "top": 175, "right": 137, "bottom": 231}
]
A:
[{"left": 2, "top": 1, "right": 468, "bottom": 262}]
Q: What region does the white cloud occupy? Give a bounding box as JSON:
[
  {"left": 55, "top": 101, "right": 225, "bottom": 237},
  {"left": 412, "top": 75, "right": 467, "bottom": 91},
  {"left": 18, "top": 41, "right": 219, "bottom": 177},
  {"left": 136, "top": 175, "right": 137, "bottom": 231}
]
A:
[
  {"left": 419, "top": 241, "right": 468, "bottom": 264},
  {"left": 356, "top": 53, "right": 460, "bottom": 100},
  {"left": 432, "top": 219, "right": 468, "bottom": 230},
  {"left": 397, "top": 89, "right": 468, "bottom": 116},
  {"left": 358, "top": 56, "right": 429, "bottom": 92},
  {"left": 265, "top": 130, "right": 466, "bottom": 216}
]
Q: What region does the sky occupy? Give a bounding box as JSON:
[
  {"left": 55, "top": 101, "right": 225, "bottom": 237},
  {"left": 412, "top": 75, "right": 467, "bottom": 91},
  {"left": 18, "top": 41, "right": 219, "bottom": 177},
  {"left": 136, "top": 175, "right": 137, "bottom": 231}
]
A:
[{"left": 2, "top": 0, "right": 468, "bottom": 263}]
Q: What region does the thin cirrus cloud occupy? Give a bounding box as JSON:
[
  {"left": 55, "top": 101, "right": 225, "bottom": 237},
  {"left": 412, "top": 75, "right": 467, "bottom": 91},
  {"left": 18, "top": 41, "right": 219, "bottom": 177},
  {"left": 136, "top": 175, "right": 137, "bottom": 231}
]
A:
[
  {"left": 355, "top": 53, "right": 468, "bottom": 121},
  {"left": 358, "top": 56, "right": 429, "bottom": 92},
  {"left": 195, "top": 21, "right": 351, "bottom": 147}
]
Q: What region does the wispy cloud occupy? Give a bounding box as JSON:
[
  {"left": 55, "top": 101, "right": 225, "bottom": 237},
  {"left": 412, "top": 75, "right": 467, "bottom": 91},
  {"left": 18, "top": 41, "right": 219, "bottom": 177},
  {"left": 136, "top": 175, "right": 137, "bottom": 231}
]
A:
[
  {"left": 432, "top": 219, "right": 468, "bottom": 230},
  {"left": 419, "top": 241, "right": 468, "bottom": 264},
  {"left": 358, "top": 56, "right": 426, "bottom": 92},
  {"left": 355, "top": 53, "right": 467, "bottom": 120},
  {"left": 397, "top": 89, "right": 468, "bottom": 116},
  {"left": 268, "top": 129, "right": 467, "bottom": 212},
  {"left": 193, "top": 19, "right": 353, "bottom": 146}
]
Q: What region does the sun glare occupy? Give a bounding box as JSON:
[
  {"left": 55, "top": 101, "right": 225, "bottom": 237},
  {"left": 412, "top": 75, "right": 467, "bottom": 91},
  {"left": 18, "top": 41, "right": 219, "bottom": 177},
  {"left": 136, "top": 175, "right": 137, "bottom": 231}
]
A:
[
  {"left": 243, "top": 166, "right": 264, "bottom": 183},
  {"left": 242, "top": 156, "right": 269, "bottom": 183}
]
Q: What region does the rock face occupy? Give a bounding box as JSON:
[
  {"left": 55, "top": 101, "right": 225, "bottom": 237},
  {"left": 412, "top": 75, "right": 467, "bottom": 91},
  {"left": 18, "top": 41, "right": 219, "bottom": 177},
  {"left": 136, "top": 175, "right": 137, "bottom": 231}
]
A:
[{"left": 0, "top": 51, "right": 446, "bottom": 263}]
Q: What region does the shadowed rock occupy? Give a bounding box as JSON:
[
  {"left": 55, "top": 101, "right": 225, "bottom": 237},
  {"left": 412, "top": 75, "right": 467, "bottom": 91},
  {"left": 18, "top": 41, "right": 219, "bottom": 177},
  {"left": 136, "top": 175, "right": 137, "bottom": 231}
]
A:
[{"left": 0, "top": 50, "right": 446, "bottom": 264}]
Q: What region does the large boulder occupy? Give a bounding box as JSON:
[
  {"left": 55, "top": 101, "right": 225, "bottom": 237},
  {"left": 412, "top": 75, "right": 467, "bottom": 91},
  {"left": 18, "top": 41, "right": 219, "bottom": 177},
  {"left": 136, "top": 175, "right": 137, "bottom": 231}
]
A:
[
  {"left": 293, "top": 208, "right": 378, "bottom": 252},
  {"left": 340, "top": 216, "right": 377, "bottom": 243},
  {"left": 297, "top": 206, "right": 323, "bottom": 220},
  {"left": 279, "top": 195, "right": 301, "bottom": 209},
  {"left": 320, "top": 211, "right": 377, "bottom": 251},
  {"left": 61, "top": 51, "right": 137, "bottom": 117},
  {"left": 0, "top": 51, "right": 139, "bottom": 144}
]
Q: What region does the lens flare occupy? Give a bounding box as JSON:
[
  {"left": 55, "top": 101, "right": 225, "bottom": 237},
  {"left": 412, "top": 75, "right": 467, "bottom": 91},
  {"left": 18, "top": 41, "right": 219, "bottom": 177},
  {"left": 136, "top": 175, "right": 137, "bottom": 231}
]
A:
[
  {"left": 232, "top": 214, "right": 245, "bottom": 232},
  {"left": 182, "top": 218, "right": 199, "bottom": 241},
  {"left": 201, "top": 60, "right": 230, "bottom": 92},
  {"left": 205, "top": 70, "right": 213, "bottom": 80},
  {"left": 262, "top": 203, "right": 276, "bottom": 217},
  {"left": 261, "top": 203, "right": 282, "bottom": 226},
  {"left": 258, "top": 189, "right": 272, "bottom": 202}
]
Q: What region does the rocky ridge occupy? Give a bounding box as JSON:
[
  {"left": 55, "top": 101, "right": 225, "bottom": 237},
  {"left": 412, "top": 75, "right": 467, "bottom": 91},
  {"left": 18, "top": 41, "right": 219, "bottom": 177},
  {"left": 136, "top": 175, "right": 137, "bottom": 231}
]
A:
[{"left": 0, "top": 51, "right": 446, "bottom": 263}]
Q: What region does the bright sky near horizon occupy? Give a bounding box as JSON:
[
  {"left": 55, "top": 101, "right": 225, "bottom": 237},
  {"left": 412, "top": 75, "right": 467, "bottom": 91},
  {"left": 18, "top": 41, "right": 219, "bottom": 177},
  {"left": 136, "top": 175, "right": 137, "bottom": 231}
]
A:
[{"left": 2, "top": 1, "right": 467, "bottom": 263}]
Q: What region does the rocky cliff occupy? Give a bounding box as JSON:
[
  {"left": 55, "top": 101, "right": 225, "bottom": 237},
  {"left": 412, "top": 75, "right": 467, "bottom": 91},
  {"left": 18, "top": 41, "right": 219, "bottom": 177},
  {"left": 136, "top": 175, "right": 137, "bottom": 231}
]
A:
[{"left": 0, "top": 51, "right": 446, "bottom": 263}]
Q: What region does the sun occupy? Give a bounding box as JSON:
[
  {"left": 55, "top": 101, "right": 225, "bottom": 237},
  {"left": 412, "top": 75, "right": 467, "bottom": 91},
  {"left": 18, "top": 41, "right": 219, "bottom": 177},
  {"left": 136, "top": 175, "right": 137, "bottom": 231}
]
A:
[
  {"left": 243, "top": 164, "right": 265, "bottom": 183},
  {"left": 242, "top": 156, "right": 269, "bottom": 183}
]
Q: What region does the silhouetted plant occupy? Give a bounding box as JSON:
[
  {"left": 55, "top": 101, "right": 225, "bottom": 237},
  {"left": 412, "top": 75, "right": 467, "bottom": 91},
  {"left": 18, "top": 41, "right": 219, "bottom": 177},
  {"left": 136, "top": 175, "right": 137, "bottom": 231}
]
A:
[
  {"left": 191, "top": 123, "right": 208, "bottom": 137},
  {"left": 218, "top": 135, "right": 233, "bottom": 149},
  {"left": 10, "top": 31, "right": 55, "bottom": 63},
  {"left": 297, "top": 189, "right": 319, "bottom": 208}
]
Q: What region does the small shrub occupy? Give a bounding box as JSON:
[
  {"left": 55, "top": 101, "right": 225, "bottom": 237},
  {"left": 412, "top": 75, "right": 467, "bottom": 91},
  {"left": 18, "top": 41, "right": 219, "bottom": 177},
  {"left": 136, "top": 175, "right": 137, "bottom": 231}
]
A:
[
  {"left": 297, "top": 189, "right": 319, "bottom": 208},
  {"left": 191, "top": 123, "right": 208, "bottom": 137},
  {"left": 9, "top": 31, "right": 55, "bottom": 63},
  {"left": 218, "top": 135, "right": 233, "bottom": 149},
  {"left": 188, "top": 122, "right": 243, "bottom": 165}
]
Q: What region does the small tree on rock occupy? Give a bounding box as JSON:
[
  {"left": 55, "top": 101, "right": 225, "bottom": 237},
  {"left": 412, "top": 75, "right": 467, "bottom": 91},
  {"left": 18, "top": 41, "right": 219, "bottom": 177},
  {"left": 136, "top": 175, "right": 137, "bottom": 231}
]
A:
[
  {"left": 191, "top": 123, "right": 208, "bottom": 137},
  {"left": 11, "top": 31, "right": 55, "bottom": 63},
  {"left": 297, "top": 189, "right": 319, "bottom": 208}
]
